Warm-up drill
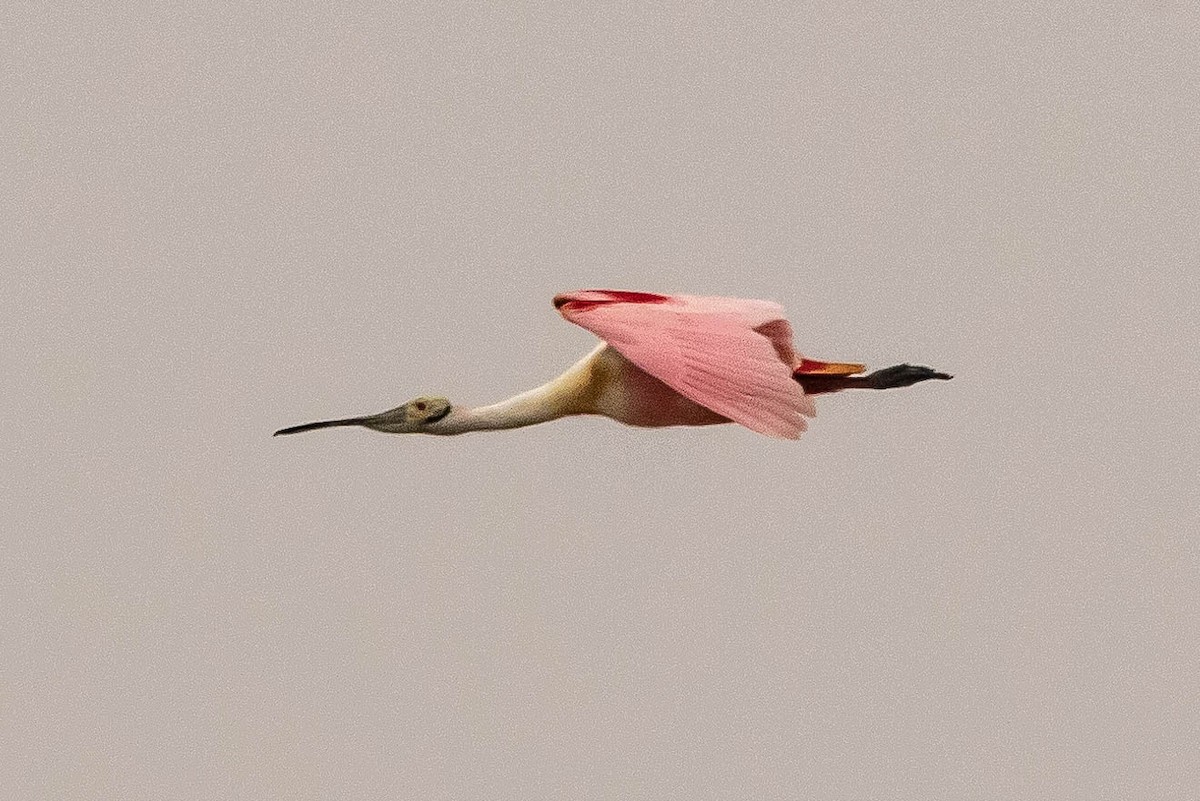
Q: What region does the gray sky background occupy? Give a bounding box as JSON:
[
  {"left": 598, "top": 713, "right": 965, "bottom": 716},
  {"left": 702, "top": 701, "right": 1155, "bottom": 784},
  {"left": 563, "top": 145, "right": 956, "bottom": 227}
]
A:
[{"left": 4, "top": 3, "right": 1198, "bottom": 799}]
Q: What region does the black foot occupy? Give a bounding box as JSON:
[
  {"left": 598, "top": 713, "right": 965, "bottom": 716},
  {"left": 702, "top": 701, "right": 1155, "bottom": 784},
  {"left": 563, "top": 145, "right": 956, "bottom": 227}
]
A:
[{"left": 865, "top": 364, "right": 953, "bottom": 389}]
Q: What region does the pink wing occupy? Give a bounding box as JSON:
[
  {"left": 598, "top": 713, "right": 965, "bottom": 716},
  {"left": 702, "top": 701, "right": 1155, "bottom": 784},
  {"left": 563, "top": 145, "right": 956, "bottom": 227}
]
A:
[{"left": 553, "top": 290, "right": 816, "bottom": 439}]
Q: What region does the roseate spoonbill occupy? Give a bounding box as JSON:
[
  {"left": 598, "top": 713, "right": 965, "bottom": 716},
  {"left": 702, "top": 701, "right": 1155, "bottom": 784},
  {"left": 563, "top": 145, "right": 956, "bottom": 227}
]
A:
[{"left": 274, "top": 290, "right": 950, "bottom": 440}]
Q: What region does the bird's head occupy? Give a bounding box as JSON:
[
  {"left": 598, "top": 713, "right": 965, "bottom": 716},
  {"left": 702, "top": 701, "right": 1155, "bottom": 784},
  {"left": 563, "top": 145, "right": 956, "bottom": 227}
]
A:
[
  {"left": 365, "top": 396, "right": 454, "bottom": 433},
  {"left": 274, "top": 395, "right": 456, "bottom": 437}
]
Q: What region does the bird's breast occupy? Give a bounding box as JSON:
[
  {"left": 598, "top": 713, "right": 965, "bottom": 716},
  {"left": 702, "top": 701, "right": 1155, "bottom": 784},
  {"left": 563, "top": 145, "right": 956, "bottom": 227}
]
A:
[{"left": 589, "top": 346, "right": 727, "bottom": 428}]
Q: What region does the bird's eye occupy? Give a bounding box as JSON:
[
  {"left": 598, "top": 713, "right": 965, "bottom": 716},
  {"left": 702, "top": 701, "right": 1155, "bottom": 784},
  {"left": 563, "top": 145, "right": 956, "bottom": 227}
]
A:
[{"left": 416, "top": 401, "right": 427, "bottom": 412}]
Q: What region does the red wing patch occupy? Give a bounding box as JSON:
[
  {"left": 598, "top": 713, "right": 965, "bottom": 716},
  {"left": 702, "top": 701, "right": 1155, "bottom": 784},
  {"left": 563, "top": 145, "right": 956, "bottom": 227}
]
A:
[{"left": 553, "top": 290, "right": 673, "bottom": 313}]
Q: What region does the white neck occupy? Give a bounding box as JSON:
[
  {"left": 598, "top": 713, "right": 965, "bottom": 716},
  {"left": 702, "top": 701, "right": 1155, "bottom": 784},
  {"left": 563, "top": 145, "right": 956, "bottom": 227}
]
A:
[
  {"left": 454, "top": 385, "right": 570, "bottom": 432},
  {"left": 431, "top": 346, "right": 604, "bottom": 435}
]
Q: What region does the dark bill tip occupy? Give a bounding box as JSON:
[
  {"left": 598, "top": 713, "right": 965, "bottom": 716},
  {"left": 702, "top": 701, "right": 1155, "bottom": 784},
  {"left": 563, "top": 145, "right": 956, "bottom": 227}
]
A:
[{"left": 273, "top": 417, "right": 367, "bottom": 437}]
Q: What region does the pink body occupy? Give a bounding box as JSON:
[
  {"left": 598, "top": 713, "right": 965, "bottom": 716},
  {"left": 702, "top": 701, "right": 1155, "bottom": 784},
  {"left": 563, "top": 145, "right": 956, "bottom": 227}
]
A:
[
  {"left": 275, "top": 289, "right": 937, "bottom": 441},
  {"left": 553, "top": 290, "right": 817, "bottom": 438}
]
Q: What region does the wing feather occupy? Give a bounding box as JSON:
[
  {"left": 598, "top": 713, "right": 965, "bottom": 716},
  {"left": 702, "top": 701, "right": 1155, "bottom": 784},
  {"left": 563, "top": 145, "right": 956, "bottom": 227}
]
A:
[{"left": 555, "top": 291, "right": 815, "bottom": 439}]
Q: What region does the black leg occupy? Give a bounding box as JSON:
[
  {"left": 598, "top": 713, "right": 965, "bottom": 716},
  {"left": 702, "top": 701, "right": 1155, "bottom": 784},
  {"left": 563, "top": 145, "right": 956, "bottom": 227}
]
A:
[
  {"left": 795, "top": 364, "right": 951, "bottom": 394},
  {"left": 862, "top": 364, "right": 953, "bottom": 389}
]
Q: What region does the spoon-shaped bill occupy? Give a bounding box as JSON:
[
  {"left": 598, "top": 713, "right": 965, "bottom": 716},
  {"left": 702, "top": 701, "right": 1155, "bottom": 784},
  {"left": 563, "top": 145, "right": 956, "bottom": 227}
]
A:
[{"left": 273, "top": 416, "right": 369, "bottom": 436}]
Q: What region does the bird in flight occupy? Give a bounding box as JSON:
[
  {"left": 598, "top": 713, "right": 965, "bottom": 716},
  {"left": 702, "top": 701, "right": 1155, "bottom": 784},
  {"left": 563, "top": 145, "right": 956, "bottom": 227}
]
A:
[{"left": 275, "top": 290, "right": 950, "bottom": 440}]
